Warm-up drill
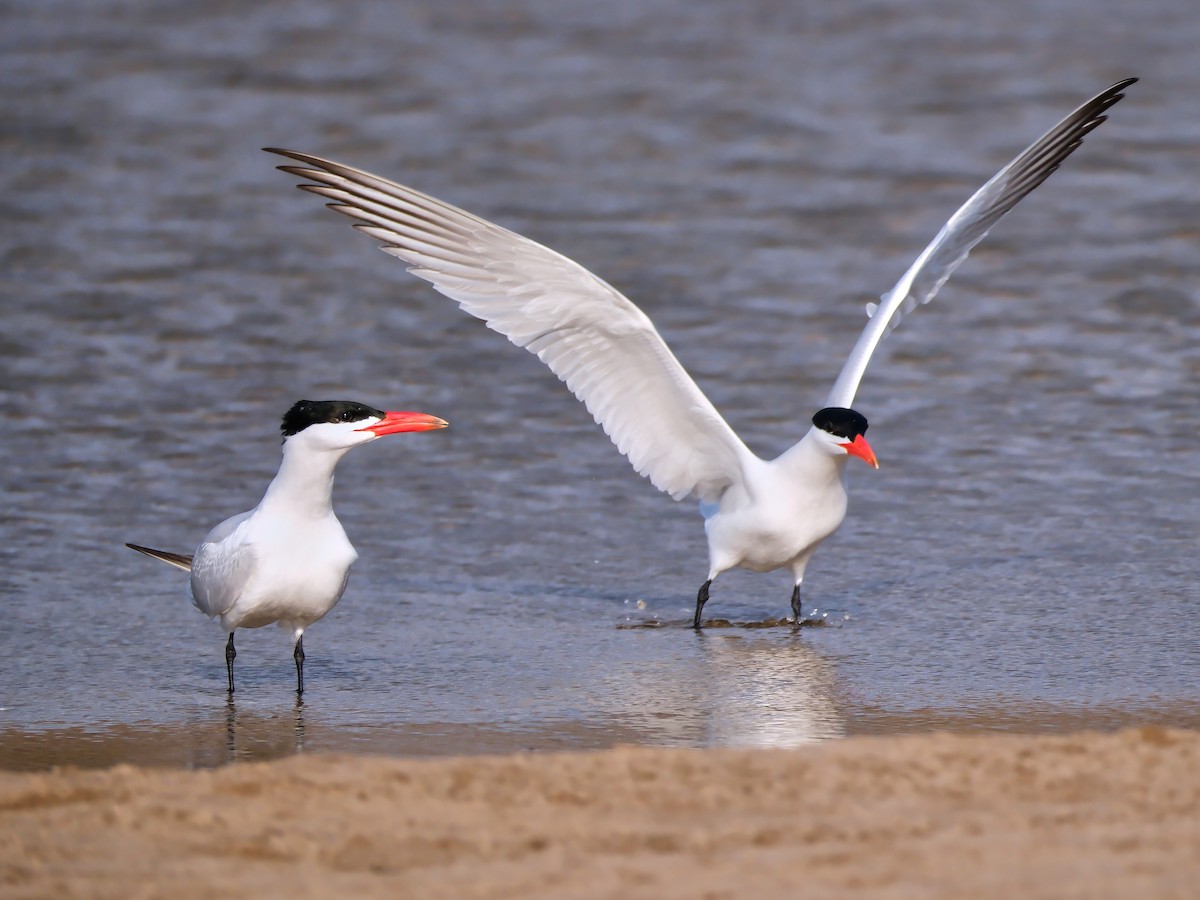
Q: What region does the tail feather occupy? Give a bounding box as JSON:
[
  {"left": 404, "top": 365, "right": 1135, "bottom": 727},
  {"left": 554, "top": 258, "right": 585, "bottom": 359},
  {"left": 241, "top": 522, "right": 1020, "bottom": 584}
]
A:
[{"left": 126, "top": 542, "right": 193, "bottom": 572}]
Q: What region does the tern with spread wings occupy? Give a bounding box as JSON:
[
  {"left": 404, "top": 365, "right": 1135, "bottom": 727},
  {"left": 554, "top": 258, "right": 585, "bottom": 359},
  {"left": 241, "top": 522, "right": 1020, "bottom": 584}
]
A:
[{"left": 269, "top": 78, "right": 1133, "bottom": 628}]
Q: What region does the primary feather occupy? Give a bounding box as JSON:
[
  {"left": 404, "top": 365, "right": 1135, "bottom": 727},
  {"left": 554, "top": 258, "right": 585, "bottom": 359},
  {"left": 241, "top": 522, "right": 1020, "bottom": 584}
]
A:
[{"left": 125, "top": 542, "right": 194, "bottom": 572}]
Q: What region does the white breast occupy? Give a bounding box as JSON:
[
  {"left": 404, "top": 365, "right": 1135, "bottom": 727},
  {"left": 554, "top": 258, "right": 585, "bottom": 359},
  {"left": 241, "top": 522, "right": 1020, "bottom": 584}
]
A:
[{"left": 193, "top": 510, "right": 359, "bottom": 632}]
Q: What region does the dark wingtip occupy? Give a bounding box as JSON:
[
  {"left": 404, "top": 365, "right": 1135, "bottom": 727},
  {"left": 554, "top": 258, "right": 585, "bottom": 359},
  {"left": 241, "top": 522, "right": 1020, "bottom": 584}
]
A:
[
  {"left": 1096, "top": 78, "right": 1137, "bottom": 109},
  {"left": 264, "top": 147, "right": 319, "bottom": 170}
]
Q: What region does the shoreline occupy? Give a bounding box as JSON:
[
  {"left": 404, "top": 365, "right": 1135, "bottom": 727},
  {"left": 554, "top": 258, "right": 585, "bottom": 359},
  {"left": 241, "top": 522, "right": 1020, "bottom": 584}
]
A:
[
  {"left": 3, "top": 697, "right": 1199, "bottom": 772},
  {"left": 3, "top": 726, "right": 1197, "bottom": 898}
]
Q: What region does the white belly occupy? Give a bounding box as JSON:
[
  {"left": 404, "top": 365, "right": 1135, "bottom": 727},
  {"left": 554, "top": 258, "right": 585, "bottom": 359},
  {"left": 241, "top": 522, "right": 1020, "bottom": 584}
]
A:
[
  {"left": 704, "top": 466, "right": 850, "bottom": 577},
  {"left": 230, "top": 552, "right": 355, "bottom": 630},
  {"left": 192, "top": 512, "right": 359, "bottom": 632}
]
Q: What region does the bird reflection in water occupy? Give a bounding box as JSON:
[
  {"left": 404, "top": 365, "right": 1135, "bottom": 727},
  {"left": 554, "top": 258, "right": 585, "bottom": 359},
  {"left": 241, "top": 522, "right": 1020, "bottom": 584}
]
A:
[
  {"left": 695, "top": 632, "right": 846, "bottom": 748},
  {"left": 606, "top": 628, "right": 846, "bottom": 748},
  {"left": 223, "top": 695, "right": 307, "bottom": 764}
]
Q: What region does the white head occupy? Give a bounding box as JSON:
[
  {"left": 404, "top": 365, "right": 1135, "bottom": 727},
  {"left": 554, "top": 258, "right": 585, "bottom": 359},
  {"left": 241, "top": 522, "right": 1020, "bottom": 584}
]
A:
[
  {"left": 280, "top": 399, "right": 448, "bottom": 454},
  {"left": 810, "top": 407, "right": 878, "bottom": 468}
]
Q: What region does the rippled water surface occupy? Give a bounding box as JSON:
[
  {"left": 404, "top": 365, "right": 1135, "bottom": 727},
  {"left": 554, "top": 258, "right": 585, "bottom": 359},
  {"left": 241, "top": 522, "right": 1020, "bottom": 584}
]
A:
[{"left": 3, "top": 0, "right": 1198, "bottom": 769}]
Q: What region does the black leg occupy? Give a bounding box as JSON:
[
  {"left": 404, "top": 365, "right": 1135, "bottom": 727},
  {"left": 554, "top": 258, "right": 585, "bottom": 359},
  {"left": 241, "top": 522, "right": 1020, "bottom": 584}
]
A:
[
  {"left": 294, "top": 635, "right": 305, "bottom": 696},
  {"left": 693, "top": 580, "right": 712, "bottom": 630},
  {"left": 225, "top": 631, "right": 237, "bottom": 694},
  {"left": 790, "top": 584, "right": 803, "bottom": 624}
]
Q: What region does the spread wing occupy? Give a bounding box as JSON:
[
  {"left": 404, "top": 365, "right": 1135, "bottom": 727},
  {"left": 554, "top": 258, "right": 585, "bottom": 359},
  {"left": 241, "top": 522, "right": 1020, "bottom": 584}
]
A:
[
  {"left": 824, "top": 78, "right": 1135, "bottom": 409},
  {"left": 268, "top": 149, "right": 757, "bottom": 503}
]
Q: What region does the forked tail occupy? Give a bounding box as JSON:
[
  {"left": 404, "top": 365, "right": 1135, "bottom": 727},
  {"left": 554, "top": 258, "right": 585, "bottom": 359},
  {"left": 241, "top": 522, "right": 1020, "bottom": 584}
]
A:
[{"left": 125, "top": 542, "right": 193, "bottom": 572}]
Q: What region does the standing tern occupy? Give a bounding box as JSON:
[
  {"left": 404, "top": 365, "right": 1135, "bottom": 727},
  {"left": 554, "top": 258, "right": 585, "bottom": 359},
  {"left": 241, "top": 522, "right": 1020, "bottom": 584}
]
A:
[
  {"left": 127, "top": 399, "right": 448, "bottom": 694},
  {"left": 268, "top": 78, "right": 1134, "bottom": 628}
]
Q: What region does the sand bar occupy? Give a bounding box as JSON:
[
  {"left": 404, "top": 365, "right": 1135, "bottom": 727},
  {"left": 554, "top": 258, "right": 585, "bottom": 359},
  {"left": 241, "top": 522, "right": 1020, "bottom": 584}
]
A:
[{"left": 2, "top": 726, "right": 1197, "bottom": 898}]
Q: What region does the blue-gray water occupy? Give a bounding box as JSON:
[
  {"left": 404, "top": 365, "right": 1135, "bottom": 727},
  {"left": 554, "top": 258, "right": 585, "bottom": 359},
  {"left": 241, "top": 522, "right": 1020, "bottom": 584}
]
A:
[{"left": 2, "top": 0, "right": 1198, "bottom": 770}]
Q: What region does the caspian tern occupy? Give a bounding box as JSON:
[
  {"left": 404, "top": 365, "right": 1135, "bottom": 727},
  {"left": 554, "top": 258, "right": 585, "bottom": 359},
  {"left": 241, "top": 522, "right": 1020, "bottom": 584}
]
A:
[
  {"left": 127, "top": 399, "right": 448, "bottom": 694},
  {"left": 268, "top": 78, "right": 1133, "bottom": 629}
]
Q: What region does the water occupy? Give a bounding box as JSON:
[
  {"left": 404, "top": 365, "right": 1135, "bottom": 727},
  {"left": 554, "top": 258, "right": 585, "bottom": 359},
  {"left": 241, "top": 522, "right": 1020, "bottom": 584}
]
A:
[{"left": 2, "top": 0, "right": 1198, "bottom": 770}]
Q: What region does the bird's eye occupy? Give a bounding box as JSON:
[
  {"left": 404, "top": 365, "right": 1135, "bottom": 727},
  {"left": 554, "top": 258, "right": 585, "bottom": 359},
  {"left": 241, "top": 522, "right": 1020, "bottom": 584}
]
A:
[{"left": 340, "top": 410, "right": 356, "bottom": 422}]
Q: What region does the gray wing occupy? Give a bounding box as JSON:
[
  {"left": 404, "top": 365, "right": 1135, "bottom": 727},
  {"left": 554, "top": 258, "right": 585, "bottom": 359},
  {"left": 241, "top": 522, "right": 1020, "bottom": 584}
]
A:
[
  {"left": 188, "top": 511, "right": 256, "bottom": 618},
  {"left": 267, "top": 149, "right": 757, "bottom": 504},
  {"left": 825, "top": 78, "right": 1135, "bottom": 409}
]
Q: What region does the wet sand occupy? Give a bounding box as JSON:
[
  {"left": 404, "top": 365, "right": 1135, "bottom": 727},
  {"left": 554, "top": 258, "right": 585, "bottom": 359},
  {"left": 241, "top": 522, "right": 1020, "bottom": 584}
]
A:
[{"left": 3, "top": 727, "right": 1197, "bottom": 899}]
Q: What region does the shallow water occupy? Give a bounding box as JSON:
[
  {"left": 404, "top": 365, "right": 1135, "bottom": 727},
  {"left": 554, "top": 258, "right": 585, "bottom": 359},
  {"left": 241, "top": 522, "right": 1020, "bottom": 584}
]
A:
[{"left": 2, "top": 0, "right": 1198, "bottom": 770}]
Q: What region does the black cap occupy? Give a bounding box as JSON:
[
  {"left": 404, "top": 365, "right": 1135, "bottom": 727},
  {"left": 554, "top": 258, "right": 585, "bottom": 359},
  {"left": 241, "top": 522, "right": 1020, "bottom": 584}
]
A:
[
  {"left": 281, "top": 400, "right": 385, "bottom": 438},
  {"left": 812, "top": 407, "right": 868, "bottom": 440}
]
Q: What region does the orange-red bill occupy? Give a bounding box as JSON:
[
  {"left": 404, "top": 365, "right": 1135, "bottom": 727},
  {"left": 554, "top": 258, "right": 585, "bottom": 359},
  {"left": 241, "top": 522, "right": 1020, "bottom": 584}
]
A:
[
  {"left": 357, "top": 411, "right": 448, "bottom": 436},
  {"left": 839, "top": 433, "right": 878, "bottom": 469}
]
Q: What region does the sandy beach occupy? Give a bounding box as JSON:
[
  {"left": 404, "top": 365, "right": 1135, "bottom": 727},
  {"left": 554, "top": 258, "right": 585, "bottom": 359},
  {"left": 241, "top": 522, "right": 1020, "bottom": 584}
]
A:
[{"left": 3, "top": 726, "right": 1196, "bottom": 899}]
